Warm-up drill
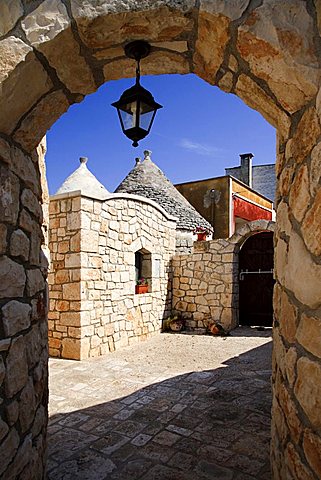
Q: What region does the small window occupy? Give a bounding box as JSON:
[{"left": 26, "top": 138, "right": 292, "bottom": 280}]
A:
[{"left": 135, "top": 248, "right": 152, "bottom": 294}]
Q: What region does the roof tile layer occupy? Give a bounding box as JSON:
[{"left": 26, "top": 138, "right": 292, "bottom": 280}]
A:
[{"left": 115, "top": 151, "right": 211, "bottom": 232}]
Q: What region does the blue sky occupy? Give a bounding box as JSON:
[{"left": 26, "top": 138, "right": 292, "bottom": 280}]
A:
[{"left": 46, "top": 74, "right": 276, "bottom": 194}]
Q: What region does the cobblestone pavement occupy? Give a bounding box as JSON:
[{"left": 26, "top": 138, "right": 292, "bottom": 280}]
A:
[{"left": 48, "top": 328, "right": 272, "bottom": 479}]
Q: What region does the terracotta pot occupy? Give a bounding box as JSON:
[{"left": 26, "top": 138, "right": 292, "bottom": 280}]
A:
[
  {"left": 170, "top": 321, "right": 183, "bottom": 332},
  {"left": 209, "top": 324, "right": 220, "bottom": 335},
  {"left": 197, "top": 232, "right": 207, "bottom": 241},
  {"left": 135, "top": 285, "right": 148, "bottom": 294}
]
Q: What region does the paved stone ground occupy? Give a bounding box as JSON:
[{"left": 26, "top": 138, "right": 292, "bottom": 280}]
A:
[{"left": 48, "top": 327, "right": 272, "bottom": 479}]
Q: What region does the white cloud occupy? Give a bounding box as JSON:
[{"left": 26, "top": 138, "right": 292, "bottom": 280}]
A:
[{"left": 179, "top": 138, "right": 225, "bottom": 157}]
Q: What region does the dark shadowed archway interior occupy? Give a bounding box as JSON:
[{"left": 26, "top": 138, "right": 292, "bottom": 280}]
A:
[{"left": 239, "top": 232, "right": 274, "bottom": 327}]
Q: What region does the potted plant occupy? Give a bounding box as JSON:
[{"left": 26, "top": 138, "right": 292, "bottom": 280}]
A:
[
  {"left": 135, "top": 277, "right": 149, "bottom": 294},
  {"left": 194, "top": 226, "right": 210, "bottom": 241},
  {"left": 163, "top": 315, "right": 185, "bottom": 332}
]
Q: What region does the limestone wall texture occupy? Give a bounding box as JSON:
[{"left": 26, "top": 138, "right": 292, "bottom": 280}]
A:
[
  {"left": 172, "top": 220, "right": 274, "bottom": 331},
  {"left": 1, "top": 0, "right": 321, "bottom": 478},
  {"left": 0, "top": 137, "right": 48, "bottom": 478},
  {"left": 48, "top": 192, "right": 176, "bottom": 360}
]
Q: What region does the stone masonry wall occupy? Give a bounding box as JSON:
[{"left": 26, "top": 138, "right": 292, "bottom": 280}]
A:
[
  {"left": 0, "top": 137, "right": 48, "bottom": 479},
  {"left": 48, "top": 192, "right": 176, "bottom": 360},
  {"left": 172, "top": 220, "right": 275, "bottom": 332}
]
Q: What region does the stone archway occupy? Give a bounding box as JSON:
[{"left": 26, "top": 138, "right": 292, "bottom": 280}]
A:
[
  {"left": 230, "top": 220, "right": 275, "bottom": 329},
  {"left": 236, "top": 225, "right": 275, "bottom": 327},
  {"left": 1, "top": 2, "right": 321, "bottom": 478}
]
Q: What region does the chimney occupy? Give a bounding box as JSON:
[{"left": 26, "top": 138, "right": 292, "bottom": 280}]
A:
[
  {"left": 135, "top": 157, "right": 141, "bottom": 165},
  {"left": 239, "top": 153, "right": 253, "bottom": 188}
]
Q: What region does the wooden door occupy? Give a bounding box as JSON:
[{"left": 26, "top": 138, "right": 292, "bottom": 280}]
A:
[{"left": 239, "top": 232, "right": 274, "bottom": 327}]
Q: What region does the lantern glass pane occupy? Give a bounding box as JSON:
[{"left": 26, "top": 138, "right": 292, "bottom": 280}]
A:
[
  {"left": 139, "top": 101, "right": 155, "bottom": 131},
  {"left": 119, "top": 101, "right": 139, "bottom": 130}
]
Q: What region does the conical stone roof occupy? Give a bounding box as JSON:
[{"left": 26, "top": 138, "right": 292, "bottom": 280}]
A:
[
  {"left": 115, "top": 150, "right": 212, "bottom": 232},
  {"left": 55, "top": 157, "right": 110, "bottom": 200}
]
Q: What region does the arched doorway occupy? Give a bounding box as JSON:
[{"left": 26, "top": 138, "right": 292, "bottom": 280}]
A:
[
  {"left": 239, "top": 231, "right": 274, "bottom": 327},
  {"left": 0, "top": 2, "right": 320, "bottom": 479}
]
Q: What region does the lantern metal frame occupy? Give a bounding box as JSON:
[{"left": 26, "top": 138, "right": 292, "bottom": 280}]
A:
[{"left": 111, "top": 40, "right": 163, "bottom": 147}]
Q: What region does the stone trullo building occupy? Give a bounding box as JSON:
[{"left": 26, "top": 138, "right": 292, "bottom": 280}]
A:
[
  {"left": 48, "top": 151, "right": 212, "bottom": 359},
  {"left": 115, "top": 150, "right": 212, "bottom": 252}
]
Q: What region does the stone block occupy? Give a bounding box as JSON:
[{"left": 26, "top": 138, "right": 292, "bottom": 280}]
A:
[
  {"left": 19, "top": 209, "right": 36, "bottom": 234},
  {"left": 68, "top": 327, "right": 82, "bottom": 339},
  {"left": 59, "top": 312, "right": 81, "bottom": 327},
  {"left": 284, "top": 230, "right": 321, "bottom": 309},
  {"left": 55, "top": 300, "right": 70, "bottom": 312},
  {"left": 296, "top": 313, "right": 321, "bottom": 359},
  {"left": 0, "top": 1, "right": 23, "bottom": 36},
  {"left": 238, "top": 1, "right": 320, "bottom": 113},
  {"left": 5, "top": 336, "right": 28, "bottom": 398},
  {"left": 0, "top": 164, "right": 20, "bottom": 224},
  {"left": 295, "top": 356, "right": 321, "bottom": 429},
  {"left": 0, "top": 356, "right": 4, "bottom": 386},
  {"left": 19, "top": 378, "right": 36, "bottom": 433},
  {"left": 289, "top": 164, "right": 310, "bottom": 223},
  {"left": 0, "top": 223, "right": 7, "bottom": 254},
  {"left": 5, "top": 401, "right": 19, "bottom": 427},
  {"left": 49, "top": 337, "right": 61, "bottom": 349},
  {"left": 277, "top": 289, "right": 297, "bottom": 344},
  {"left": 55, "top": 269, "right": 70, "bottom": 284},
  {"left": 285, "top": 347, "right": 297, "bottom": 388},
  {"left": 288, "top": 107, "right": 321, "bottom": 164},
  {"left": 72, "top": 2, "right": 193, "bottom": 50},
  {"left": 302, "top": 188, "right": 321, "bottom": 256},
  {"left": 0, "top": 257, "right": 26, "bottom": 299},
  {"left": 2, "top": 301, "right": 31, "bottom": 337},
  {"left": 57, "top": 240, "right": 70, "bottom": 254},
  {"left": 303, "top": 429, "right": 321, "bottom": 479},
  {"left": 26, "top": 269, "right": 45, "bottom": 297},
  {"left": 21, "top": 188, "right": 43, "bottom": 220},
  {"left": 0, "top": 427, "right": 20, "bottom": 477},
  {"left": 62, "top": 337, "right": 81, "bottom": 360},
  {"left": 62, "top": 282, "right": 81, "bottom": 301},
  {"left": 81, "top": 229, "right": 99, "bottom": 252},
  {"left": 0, "top": 52, "right": 52, "bottom": 136},
  {"left": 10, "top": 229, "right": 30, "bottom": 261},
  {"left": 285, "top": 442, "right": 314, "bottom": 480},
  {"left": 309, "top": 142, "right": 321, "bottom": 196},
  {"left": 65, "top": 253, "right": 81, "bottom": 268}
]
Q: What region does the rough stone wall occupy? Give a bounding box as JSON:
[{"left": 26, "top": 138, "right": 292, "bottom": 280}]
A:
[
  {"left": 0, "top": 1, "right": 321, "bottom": 478},
  {"left": 48, "top": 193, "right": 82, "bottom": 359},
  {"left": 172, "top": 220, "right": 274, "bottom": 331},
  {"left": 271, "top": 101, "right": 321, "bottom": 479},
  {"left": 48, "top": 193, "right": 176, "bottom": 360},
  {"left": 0, "top": 137, "right": 48, "bottom": 479}
]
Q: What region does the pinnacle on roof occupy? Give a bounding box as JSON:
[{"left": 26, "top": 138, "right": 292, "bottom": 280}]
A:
[
  {"left": 115, "top": 150, "right": 212, "bottom": 232},
  {"left": 55, "top": 157, "right": 110, "bottom": 200}
]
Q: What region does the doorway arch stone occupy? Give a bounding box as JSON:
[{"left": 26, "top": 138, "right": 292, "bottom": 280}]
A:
[{"left": 1, "top": 1, "right": 321, "bottom": 478}]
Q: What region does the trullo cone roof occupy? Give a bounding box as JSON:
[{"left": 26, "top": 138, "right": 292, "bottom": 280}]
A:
[
  {"left": 115, "top": 150, "right": 212, "bottom": 232},
  {"left": 55, "top": 157, "right": 110, "bottom": 200}
]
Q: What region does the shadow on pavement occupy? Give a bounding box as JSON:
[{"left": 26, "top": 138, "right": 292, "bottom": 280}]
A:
[{"left": 48, "top": 341, "right": 272, "bottom": 480}]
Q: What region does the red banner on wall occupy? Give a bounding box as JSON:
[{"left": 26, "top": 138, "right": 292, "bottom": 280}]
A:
[{"left": 233, "top": 196, "right": 272, "bottom": 222}]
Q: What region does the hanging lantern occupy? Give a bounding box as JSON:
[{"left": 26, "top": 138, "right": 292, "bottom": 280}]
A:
[{"left": 111, "top": 40, "right": 163, "bottom": 147}]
